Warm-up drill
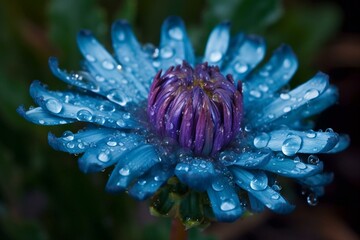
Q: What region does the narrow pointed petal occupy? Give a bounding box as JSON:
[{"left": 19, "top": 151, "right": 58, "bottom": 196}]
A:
[
  {"left": 253, "top": 129, "right": 339, "bottom": 155},
  {"left": 243, "top": 45, "right": 298, "bottom": 106},
  {"left": 219, "top": 148, "right": 272, "bottom": 169},
  {"left": 17, "top": 106, "right": 74, "bottom": 125},
  {"left": 175, "top": 158, "right": 216, "bottom": 192},
  {"left": 260, "top": 155, "right": 323, "bottom": 178},
  {"left": 247, "top": 72, "right": 329, "bottom": 128},
  {"left": 106, "top": 145, "right": 161, "bottom": 192},
  {"left": 158, "top": 16, "right": 195, "bottom": 70},
  {"left": 49, "top": 57, "right": 100, "bottom": 93},
  {"left": 78, "top": 133, "right": 144, "bottom": 173},
  {"left": 231, "top": 168, "right": 295, "bottom": 213},
  {"left": 48, "top": 127, "right": 114, "bottom": 154},
  {"left": 77, "top": 30, "right": 147, "bottom": 105},
  {"left": 111, "top": 20, "right": 156, "bottom": 90},
  {"left": 222, "top": 33, "right": 266, "bottom": 81},
  {"left": 29, "top": 81, "right": 140, "bottom": 129},
  {"left": 129, "top": 164, "right": 174, "bottom": 200},
  {"left": 298, "top": 172, "right": 334, "bottom": 187},
  {"left": 207, "top": 176, "right": 244, "bottom": 222},
  {"left": 203, "top": 22, "right": 230, "bottom": 67}
]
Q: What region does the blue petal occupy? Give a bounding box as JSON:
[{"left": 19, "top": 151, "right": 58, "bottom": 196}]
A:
[
  {"left": 298, "top": 172, "right": 334, "bottom": 187},
  {"left": 219, "top": 148, "right": 272, "bottom": 168},
  {"left": 48, "top": 127, "right": 115, "bottom": 154},
  {"left": 29, "top": 81, "right": 140, "bottom": 129},
  {"left": 253, "top": 129, "right": 339, "bottom": 155},
  {"left": 111, "top": 20, "right": 156, "bottom": 90},
  {"left": 248, "top": 195, "right": 265, "bottom": 213},
  {"left": 49, "top": 57, "right": 101, "bottom": 93},
  {"left": 77, "top": 30, "right": 147, "bottom": 105},
  {"left": 222, "top": 33, "right": 266, "bottom": 81},
  {"left": 276, "top": 85, "right": 339, "bottom": 126},
  {"left": 231, "top": 168, "right": 295, "bottom": 214},
  {"left": 175, "top": 158, "right": 216, "bottom": 192},
  {"left": 247, "top": 72, "right": 329, "bottom": 128},
  {"left": 106, "top": 144, "right": 161, "bottom": 192},
  {"left": 17, "top": 106, "right": 74, "bottom": 125},
  {"left": 243, "top": 45, "right": 298, "bottom": 107},
  {"left": 129, "top": 164, "right": 174, "bottom": 200},
  {"left": 206, "top": 176, "right": 244, "bottom": 222},
  {"left": 203, "top": 22, "right": 230, "bottom": 67},
  {"left": 260, "top": 155, "right": 323, "bottom": 178},
  {"left": 327, "top": 134, "right": 350, "bottom": 153},
  {"left": 157, "top": 16, "right": 195, "bottom": 70},
  {"left": 78, "top": 132, "right": 145, "bottom": 173}
]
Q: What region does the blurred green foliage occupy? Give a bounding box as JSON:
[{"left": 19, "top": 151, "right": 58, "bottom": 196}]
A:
[{"left": 0, "top": 0, "right": 341, "bottom": 239}]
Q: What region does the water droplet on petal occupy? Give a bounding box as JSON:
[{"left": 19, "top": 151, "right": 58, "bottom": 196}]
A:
[
  {"left": 160, "top": 47, "right": 174, "bottom": 59},
  {"left": 168, "top": 27, "right": 183, "bottom": 40},
  {"left": 296, "top": 162, "right": 307, "bottom": 170},
  {"left": 250, "top": 172, "right": 268, "bottom": 191},
  {"left": 45, "top": 98, "right": 63, "bottom": 114},
  {"left": 107, "top": 90, "right": 128, "bottom": 107},
  {"left": 283, "top": 106, "right": 292, "bottom": 113},
  {"left": 98, "top": 152, "right": 109, "bottom": 162},
  {"left": 283, "top": 58, "right": 291, "bottom": 68},
  {"left": 280, "top": 93, "right": 290, "bottom": 100},
  {"left": 306, "top": 130, "right": 317, "bottom": 138},
  {"left": 250, "top": 90, "right": 261, "bottom": 98},
  {"left": 304, "top": 89, "right": 320, "bottom": 100},
  {"left": 116, "top": 119, "right": 126, "bottom": 127},
  {"left": 212, "top": 181, "right": 224, "bottom": 192},
  {"left": 271, "top": 193, "right": 280, "bottom": 200},
  {"left": 234, "top": 62, "right": 248, "bottom": 73},
  {"left": 102, "top": 60, "right": 115, "bottom": 70},
  {"left": 85, "top": 54, "right": 96, "bottom": 62},
  {"left": 307, "top": 193, "right": 318, "bottom": 206},
  {"left": 281, "top": 135, "right": 303, "bottom": 156},
  {"left": 138, "top": 179, "right": 147, "bottom": 186},
  {"left": 209, "top": 51, "right": 222, "bottom": 62},
  {"left": 62, "top": 131, "right": 74, "bottom": 141},
  {"left": 220, "top": 199, "right": 236, "bottom": 211},
  {"left": 254, "top": 132, "right": 270, "bottom": 148},
  {"left": 307, "top": 155, "right": 320, "bottom": 164},
  {"left": 77, "top": 109, "right": 93, "bottom": 121},
  {"left": 119, "top": 166, "right": 130, "bottom": 176},
  {"left": 117, "top": 31, "right": 125, "bottom": 41},
  {"left": 107, "top": 141, "right": 117, "bottom": 147},
  {"left": 95, "top": 75, "right": 105, "bottom": 82}
]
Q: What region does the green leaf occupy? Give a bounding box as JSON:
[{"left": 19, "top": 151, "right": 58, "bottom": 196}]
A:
[{"left": 47, "top": 0, "right": 107, "bottom": 68}]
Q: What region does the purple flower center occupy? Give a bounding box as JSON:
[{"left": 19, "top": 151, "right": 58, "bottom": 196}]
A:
[{"left": 147, "top": 62, "right": 243, "bottom": 156}]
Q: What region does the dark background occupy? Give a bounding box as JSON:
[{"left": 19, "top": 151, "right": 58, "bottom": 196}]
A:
[{"left": 0, "top": 0, "right": 359, "bottom": 239}]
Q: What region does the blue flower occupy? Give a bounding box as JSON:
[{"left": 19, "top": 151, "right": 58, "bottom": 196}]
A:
[{"left": 18, "top": 16, "right": 349, "bottom": 226}]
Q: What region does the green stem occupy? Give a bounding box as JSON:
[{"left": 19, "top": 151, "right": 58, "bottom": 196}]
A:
[{"left": 170, "top": 218, "right": 188, "bottom": 240}]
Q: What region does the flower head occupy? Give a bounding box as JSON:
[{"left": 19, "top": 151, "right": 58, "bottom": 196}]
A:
[{"left": 18, "top": 16, "right": 349, "bottom": 227}]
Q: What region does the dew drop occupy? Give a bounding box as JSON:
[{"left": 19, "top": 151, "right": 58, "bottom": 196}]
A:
[
  {"left": 168, "top": 27, "right": 183, "bottom": 40},
  {"left": 102, "top": 60, "right": 115, "bottom": 70},
  {"left": 281, "top": 135, "right": 303, "bottom": 156},
  {"left": 152, "top": 61, "right": 161, "bottom": 68},
  {"left": 283, "top": 58, "right": 291, "bottom": 68},
  {"left": 306, "top": 130, "right": 317, "bottom": 138},
  {"left": 307, "top": 193, "right": 318, "bottom": 206},
  {"left": 307, "top": 155, "right": 319, "bottom": 165},
  {"left": 271, "top": 193, "right": 280, "bottom": 200},
  {"left": 160, "top": 47, "right": 174, "bottom": 59},
  {"left": 77, "top": 109, "right": 93, "bottom": 121},
  {"left": 253, "top": 132, "right": 270, "bottom": 148},
  {"left": 62, "top": 131, "right": 74, "bottom": 141},
  {"left": 98, "top": 152, "right": 109, "bottom": 162},
  {"left": 116, "top": 119, "right": 126, "bottom": 127},
  {"left": 220, "top": 199, "right": 236, "bottom": 211},
  {"left": 107, "top": 141, "right": 117, "bottom": 147},
  {"left": 250, "top": 172, "right": 268, "bottom": 191},
  {"left": 107, "top": 90, "right": 128, "bottom": 107},
  {"left": 296, "top": 162, "right": 307, "bottom": 170},
  {"left": 209, "top": 51, "right": 222, "bottom": 62},
  {"left": 304, "top": 89, "right": 320, "bottom": 100},
  {"left": 66, "top": 142, "right": 75, "bottom": 149},
  {"left": 212, "top": 181, "right": 224, "bottom": 192},
  {"left": 95, "top": 75, "right": 105, "bottom": 82},
  {"left": 250, "top": 90, "right": 261, "bottom": 98},
  {"left": 280, "top": 93, "right": 290, "bottom": 100},
  {"left": 234, "top": 62, "right": 248, "bottom": 74},
  {"left": 45, "top": 98, "right": 63, "bottom": 114},
  {"left": 85, "top": 54, "right": 96, "bottom": 62},
  {"left": 138, "top": 179, "right": 147, "bottom": 186},
  {"left": 283, "top": 106, "right": 292, "bottom": 113},
  {"left": 259, "top": 84, "right": 269, "bottom": 92},
  {"left": 119, "top": 167, "right": 130, "bottom": 176},
  {"left": 117, "top": 31, "right": 125, "bottom": 41}
]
